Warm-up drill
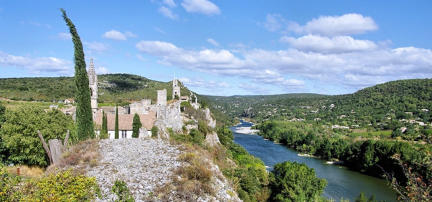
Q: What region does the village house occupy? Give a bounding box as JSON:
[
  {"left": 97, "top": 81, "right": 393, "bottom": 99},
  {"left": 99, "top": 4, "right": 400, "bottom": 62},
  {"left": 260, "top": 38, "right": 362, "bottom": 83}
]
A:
[{"left": 94, "top": 111, "right": 156, "bottom": 139}]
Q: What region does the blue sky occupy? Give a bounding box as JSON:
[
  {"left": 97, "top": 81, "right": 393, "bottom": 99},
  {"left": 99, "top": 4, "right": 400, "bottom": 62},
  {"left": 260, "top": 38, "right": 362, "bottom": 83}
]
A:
[{"left": 0, "top": 0, "right": 431, "bottom": 95}]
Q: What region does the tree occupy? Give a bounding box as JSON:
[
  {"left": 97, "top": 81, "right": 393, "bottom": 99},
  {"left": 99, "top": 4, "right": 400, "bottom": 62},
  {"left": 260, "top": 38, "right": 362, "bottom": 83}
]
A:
[
  {"left": 115, "top": 105, "right": 119, "bottom": 139},
  {"left": 132, "top": 113, "right": 141, "bottom": 138},
  {"left": 61, "top": 9, "right": 94, "bottom": 140},
  {"left": 0, "top": 106, "right": 74, "bottom": 167},
  {"left": 100, "top": 111, "right": 108, "bottom": 139},
  {"left": 270, "top": 161, "right": 327, "bottom": 202}
]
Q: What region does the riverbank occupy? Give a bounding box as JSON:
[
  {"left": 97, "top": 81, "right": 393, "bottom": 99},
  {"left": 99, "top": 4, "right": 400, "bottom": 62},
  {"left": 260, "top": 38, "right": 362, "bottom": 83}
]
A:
[
  {"left": 232, "top": 126, "right": 259, "bottom": 134},
  {"left": 232, "top": 120, "right": 397, "bottom": 201},
  {"left": 233, "top": 130, "right": 396, "bottom": 201}
]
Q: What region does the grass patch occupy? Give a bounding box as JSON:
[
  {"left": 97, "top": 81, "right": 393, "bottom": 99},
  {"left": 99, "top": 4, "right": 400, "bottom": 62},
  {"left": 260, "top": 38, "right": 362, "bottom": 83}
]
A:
[
  {"left": 56, "top": 139, "right": 100, "bottom": 170},
  {"left": 6, "top": 165, "right": 44, "bottom": 178}
]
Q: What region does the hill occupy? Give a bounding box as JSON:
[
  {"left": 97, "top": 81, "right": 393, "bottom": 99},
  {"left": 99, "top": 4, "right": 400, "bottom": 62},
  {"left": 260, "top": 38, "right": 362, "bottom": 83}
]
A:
[
  {"left": 0, "top": 74, "right": 191, "bottom": 104},
  {"left": 205, "top": 79, "right": 432, "bottom": 129}
]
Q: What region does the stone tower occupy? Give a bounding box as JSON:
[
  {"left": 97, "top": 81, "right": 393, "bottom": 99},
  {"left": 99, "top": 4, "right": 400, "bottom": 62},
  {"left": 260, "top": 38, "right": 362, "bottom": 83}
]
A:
[
  {"left": 88, "top": 58, "right": 98, "bottom": 115},
  {"left": 172, "top": 78, "right": 180, "bottom": 99},
  {"left": 157, "top": 89, "right": 167, "bottom": 106}
]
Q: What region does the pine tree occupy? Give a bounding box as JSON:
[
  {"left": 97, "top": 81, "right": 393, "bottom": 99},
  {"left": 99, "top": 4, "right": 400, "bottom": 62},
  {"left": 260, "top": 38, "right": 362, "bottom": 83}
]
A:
[
  {"left": 101, "top": 111, "right": 108, "bottom": 139},
  {"left": 132, "top": 113, "right": 142, "bottom": 138},
  {"left": 61, "top": 9, "right": 94, "bottom": 140},
  {"left": 115, "top": 105, "right": 119, "bottom": 139}
]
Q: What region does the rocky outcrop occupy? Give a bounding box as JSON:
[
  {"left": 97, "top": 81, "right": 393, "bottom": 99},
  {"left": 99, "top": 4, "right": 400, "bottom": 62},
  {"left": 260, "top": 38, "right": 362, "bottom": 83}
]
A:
[
  {"left": 204, "top": 108, "right": 216, "bottom": 128},
  {"left": 205, "top": 131, "right": 220, "bottom": 147}
]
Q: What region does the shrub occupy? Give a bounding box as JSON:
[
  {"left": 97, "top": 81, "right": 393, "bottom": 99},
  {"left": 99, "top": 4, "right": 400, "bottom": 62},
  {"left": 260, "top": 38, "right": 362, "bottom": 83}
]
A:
[
  {"left": 0, "top": 165, "right": 22, "bottom": 201},
  {"left": 270, "top": 161, "right": 327, "bottom": 202},
  {"left": 20, "top": 170, "right": 100, "bottom": 201},
  {"left": 0, "top": 106, "right": 75, "bottom": 167},
  {"left": 112, "top": 180, "right": 134, "bottom": 202},
  {"left": 151, "top": 126, "right": 158, "bottom": 138},
  {"left": 189, "top": 129, "right": 205, "bottom": 145}
]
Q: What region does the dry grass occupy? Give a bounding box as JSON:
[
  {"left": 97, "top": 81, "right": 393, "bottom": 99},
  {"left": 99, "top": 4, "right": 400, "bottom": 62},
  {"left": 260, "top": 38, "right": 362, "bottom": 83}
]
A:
[
  {"left": 47, "top": 139, "right": 100, "bottom": 173},
  {"left": 155, "top": 150, "right": 215, "bottom": 201},
  {"left": 6, "top": 165, "right": 44, "bottom": 178}
]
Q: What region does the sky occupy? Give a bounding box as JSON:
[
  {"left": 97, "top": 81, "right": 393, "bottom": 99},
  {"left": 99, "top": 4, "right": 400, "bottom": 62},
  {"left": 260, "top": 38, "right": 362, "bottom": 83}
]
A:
[{"left": 0, "top": 0, "right": 431, "bottom": 96}]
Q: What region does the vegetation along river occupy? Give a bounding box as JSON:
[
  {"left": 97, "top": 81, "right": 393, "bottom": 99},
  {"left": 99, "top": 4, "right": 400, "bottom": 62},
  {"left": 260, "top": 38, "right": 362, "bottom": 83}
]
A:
[{"left": 232, "top": 121, "right": 397, "bottom": 201}]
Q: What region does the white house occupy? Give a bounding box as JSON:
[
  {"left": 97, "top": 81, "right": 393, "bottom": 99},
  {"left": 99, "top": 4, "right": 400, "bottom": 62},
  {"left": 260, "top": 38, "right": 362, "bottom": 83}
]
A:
[{"left": 95, "top": 111, "right": 156, "bottom": 139}]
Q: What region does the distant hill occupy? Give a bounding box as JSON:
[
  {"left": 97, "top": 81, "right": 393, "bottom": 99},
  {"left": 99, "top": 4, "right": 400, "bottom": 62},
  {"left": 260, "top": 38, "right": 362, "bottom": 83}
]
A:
[
  {"left": 205, "top": 79, "right": 432, "bottom": 128},
  {"left": 0, "top": 74, "right": 191, "bottom": 104}
]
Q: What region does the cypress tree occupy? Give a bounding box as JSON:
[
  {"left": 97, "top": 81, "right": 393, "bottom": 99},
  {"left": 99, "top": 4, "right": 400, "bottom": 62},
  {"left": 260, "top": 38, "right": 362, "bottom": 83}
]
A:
[
  {"left": 61, "top": 9, "right": 94, "bottom": 140},
  {"left": 132, "top": 113, "right": 142, "bottom": 138},
  {"left": 115, "top": 105, "right": 119, "bottom": 139},
  {"left": 101, "top": 111, "right": 108, "bottom": 139}
]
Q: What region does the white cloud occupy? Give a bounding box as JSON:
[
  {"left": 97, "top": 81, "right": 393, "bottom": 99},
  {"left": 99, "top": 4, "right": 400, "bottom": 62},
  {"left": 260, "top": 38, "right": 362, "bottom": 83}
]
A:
[
  {"left": 0, "top": 51, "right": 71, "bottom": 74},
  {"left": 136, "top": 40, "right": 432, "bottom": 90},
  {"left": 103, "top": 30, "right": 136, "bottom": 40},
  {"left": 58, "top": 32, "right": 71, "bottom": 40},
  {"left": 158, "top": 6, "right": 177, "bottom": 19},
  {"left": 136, "top": 40, "right": 180, "bottom": 55},
  {"left": 163, "top": 0, "right": 176, "bottom": 7},
  {"left": 280, "top": 35, "right": 377, "bottom": 53},
  {"left": 180, "top": 77, "right": 229, "bottom": 89},
  {"left": 84, "top": 42, "right": 109, "bottom": 52},
  {"left": 96, "top": 66, "right": 109, "bottom": 74},
  {"left": 291, "top": 13, "right": 378, "bottom": 36},
  {"left": 207, "top": 38, "right": 219, "bottom": 47},
  {"left": 181, "top": 0, "right": 220, "bottom": 15}
]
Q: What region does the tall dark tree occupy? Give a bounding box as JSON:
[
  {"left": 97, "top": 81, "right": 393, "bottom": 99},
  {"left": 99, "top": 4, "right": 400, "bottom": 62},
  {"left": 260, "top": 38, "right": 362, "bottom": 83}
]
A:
[
  {"left": 61, "top": 9, "right": 94, "bottom": 140},
  {"left": 132, "top": 113, "right": 142, "bottom": 138},
  {"left": 100, "top": 111, "right": 108, "bottom": 139},
  {"left": 115, "top": 105, "right": 119, "bottom": 139}
]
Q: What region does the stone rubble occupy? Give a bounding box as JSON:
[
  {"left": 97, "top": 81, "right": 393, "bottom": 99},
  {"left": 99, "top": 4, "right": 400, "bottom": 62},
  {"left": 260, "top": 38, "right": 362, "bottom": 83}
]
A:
[
  {"left": 86, "top": 138, "right": 241, "bottom": 202},
  {"left": 87, "top": 138, "right": 183, "bottom": 201}
]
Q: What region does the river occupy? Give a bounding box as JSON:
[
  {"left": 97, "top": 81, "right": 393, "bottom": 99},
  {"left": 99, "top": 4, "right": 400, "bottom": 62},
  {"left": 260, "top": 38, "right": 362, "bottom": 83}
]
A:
[{"left": 232, "top": 121, "right": 397, "bottom": 201}]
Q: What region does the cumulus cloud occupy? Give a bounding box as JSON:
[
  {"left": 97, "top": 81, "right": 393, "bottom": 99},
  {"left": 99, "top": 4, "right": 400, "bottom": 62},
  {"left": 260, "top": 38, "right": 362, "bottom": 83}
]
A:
[
  {"left": 180, "top": 77, "right": 229, "bottom": 89},
  {"left": 290, "top": 13, "right": 378, "bottom": 36},
  {"left": 103, "top": 30, "right": 136, "bottom": 40},
  {"left": 207, "top": 38, "right": 219, "bottom": 47},
  {"left": 280, "top": 35, "right": 378, "bottom": 53},
  {"left": 136, "top": 40, "right": 305, "bottom": 88},
  {"left": 84, "top": 42, "right": 109, "bottom": 52},
  {"left": 136, "top": 40, "right": 180, "bottom": 55},
  {"left": 181, "top": 0, "right": 220, "bottom": 15},
  {"left": 136, "top": 39, "right": 432, "bottom": 90},
  {"left": 158, "top": 6, "right": 177, "bottom": 19},
  {"left": 0, "top": 51, "right": 71, "bottom": 74}
]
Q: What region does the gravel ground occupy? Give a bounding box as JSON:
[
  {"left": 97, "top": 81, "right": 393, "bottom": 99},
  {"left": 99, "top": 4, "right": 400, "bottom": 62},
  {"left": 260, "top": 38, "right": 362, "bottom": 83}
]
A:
[{"left": 86, "top": 138, "right": 183, "bottom": 201}]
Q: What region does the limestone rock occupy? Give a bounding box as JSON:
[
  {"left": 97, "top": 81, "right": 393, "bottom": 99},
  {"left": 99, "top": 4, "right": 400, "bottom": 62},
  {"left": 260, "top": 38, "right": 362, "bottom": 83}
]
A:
[
  {"left": 204, "top": 108, "right": 216, "bottom": 128},
  {"left": 205, "top": 131, "right": 220, "bottom": 147}
]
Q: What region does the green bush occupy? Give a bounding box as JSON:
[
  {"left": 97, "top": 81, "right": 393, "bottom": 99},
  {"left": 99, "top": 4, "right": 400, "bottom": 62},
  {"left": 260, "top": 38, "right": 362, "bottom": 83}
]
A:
[
  {"left": 151, "top": 126, "right": 158, "bottom": 138},
  {"left": 20, "top": 170, "right": 100, "bottom": 201},
  {"left": 0, "top": 106, "right": 75, "bottom": 167},
  {"left": 189, "top": 129, "right": 205, "bottom": 145},
  {"left": 270, "top": 161, "right": 327, "bottom": 202},
  {"left": 0, "top": 165, "right": 22, "bottom": 201},
  {"left": 112, "top": 180, "right": 134, "bottom": 202}
]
